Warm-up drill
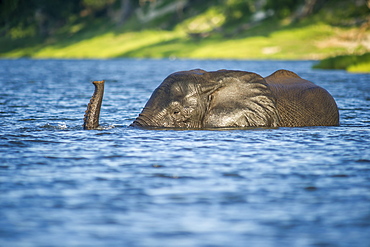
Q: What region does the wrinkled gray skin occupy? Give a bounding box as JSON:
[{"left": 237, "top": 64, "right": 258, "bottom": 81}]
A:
[
  {"left": 83, "top": 69, "right": 339, "bottom": 130},
  {"left": 83, "top": 80, "right": 104, "bottom": 130}
]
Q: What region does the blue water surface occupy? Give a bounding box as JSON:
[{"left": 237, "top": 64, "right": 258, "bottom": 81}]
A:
[{"left": 0, "top": 59, "right": 370, "bottom": 247}]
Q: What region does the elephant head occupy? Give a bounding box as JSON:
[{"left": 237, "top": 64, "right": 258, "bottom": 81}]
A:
[
  {"left": 131, "top": 69, "right": 281, "bottom": 128},
  {"left": 83, "top": 69, "right": 339, "bottom": 129}
]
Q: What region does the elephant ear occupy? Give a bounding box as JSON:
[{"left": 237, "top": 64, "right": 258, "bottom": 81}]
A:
[{"left": 202, "top": 70, "right": 280, "bottom": 128}]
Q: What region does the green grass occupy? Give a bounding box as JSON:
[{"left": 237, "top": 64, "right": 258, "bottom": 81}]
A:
[
  {"left": 313, "top": 52, "right": 370, "bottom": 73},
  {"left": 1, "top": 5, "right": 369, "bottom": 73},
  {"left": 0, "top": 21, "right": 355, "bottom": 60}
]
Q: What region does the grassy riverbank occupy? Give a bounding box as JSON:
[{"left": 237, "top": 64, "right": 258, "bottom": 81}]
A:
[
  {"left": 313, "top": 52, "right": 370, "bottom": 73},
  {"left": 0, "top": 22, "right": 354, "bottom": 60},
  {"left": 1, "top": 0, "right": 369, "bottom": 72}
]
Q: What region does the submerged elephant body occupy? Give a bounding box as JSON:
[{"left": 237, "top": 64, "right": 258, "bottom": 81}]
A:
[{"left": 83, "top": 69, "right": 339, "bottom": 130}]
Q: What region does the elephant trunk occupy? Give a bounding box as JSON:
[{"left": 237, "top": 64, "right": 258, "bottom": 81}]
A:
[
  {"left": 130, "top": 112, "right": 157, "bottom": 127},
  {"left": 83, "top": 80, "right": 105, "bottom": 130}
]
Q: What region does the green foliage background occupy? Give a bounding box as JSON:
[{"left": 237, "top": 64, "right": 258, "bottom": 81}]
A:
[{"left": 0, "top": 0, "right": 369, "bottom": 72}]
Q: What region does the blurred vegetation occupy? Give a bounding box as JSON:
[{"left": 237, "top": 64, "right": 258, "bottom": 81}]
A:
[
  {"left": 313, "top": 52, "right": 370, "bottom": 73},
  {"left": 0, "top": 0, "right": 369, "bottom": 72}
]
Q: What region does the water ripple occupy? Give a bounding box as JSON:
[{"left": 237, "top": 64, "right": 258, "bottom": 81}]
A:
[{"left": 0, "top": 59, "right": 369, "bottom": 247}]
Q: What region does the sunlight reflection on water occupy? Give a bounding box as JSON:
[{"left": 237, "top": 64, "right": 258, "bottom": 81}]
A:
[{"left": 0, "top": 59, "right": 370, "bottom": 247}]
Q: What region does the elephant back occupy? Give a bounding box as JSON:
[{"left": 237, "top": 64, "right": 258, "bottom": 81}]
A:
[{"left": 265, "top": 70, "right": 339, "bottom": 127}]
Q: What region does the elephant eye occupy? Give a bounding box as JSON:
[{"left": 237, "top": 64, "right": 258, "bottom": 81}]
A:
[{"left": 173, "top": 111, "right": 180, "bottom": 115}]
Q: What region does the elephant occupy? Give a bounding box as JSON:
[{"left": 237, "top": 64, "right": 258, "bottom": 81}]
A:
[{"left": 83, "top": 69, "right": 339, "bottom": 130}]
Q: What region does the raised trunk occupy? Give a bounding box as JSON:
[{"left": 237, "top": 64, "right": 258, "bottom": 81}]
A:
[{"left": 83, "top": 81, "right": 105, "bottom": 130}]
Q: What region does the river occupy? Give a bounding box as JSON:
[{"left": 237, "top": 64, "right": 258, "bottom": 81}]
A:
[{"left": 0, "top": 59, "right": 369, "bottom": 247}]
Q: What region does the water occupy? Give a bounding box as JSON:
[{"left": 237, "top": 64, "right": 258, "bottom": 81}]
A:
[{"left": 0, "top": 59, "right": 369, "bottom": 247}]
